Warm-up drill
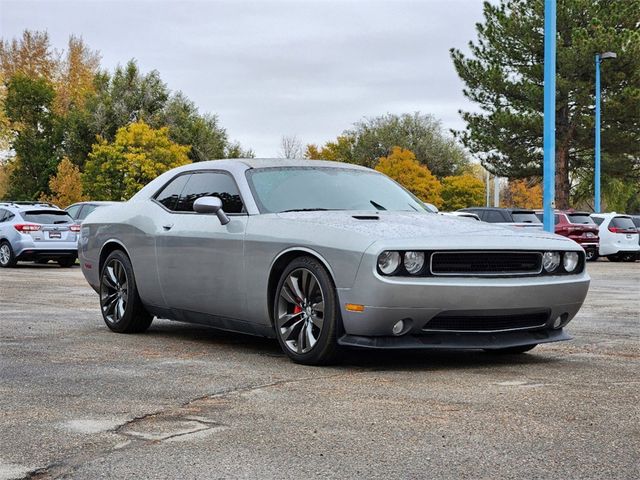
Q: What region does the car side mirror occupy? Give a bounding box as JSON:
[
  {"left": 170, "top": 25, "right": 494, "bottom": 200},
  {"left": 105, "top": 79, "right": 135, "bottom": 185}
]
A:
[{"left": 193, "top": 196, "right": 230, "bottom": 225}]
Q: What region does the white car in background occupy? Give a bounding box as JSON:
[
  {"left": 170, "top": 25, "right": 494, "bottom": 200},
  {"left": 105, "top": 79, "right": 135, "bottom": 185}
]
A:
[
  {"left": 440, "top": 211, "right": 481, "bottom": 221},
  {"left": 591, "top": 213, "right": 640, "bottom": 262}
]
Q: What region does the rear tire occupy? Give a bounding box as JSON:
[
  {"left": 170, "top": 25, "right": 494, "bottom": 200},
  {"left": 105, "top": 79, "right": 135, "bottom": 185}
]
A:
[
  {"left": 585, "top": 249, "right": 598, "bottom": 262},
  {"left": 607, "top": 254, "right": 622, "bottom": 262},
  {"left": 273, "top": 256, "right": 341, "bottom": 365},
  {"left": 58, "top": 256, "right": 77, "bottom": 268},
  {"left": 0, "top": 241, "right": 17, "bottom": 268},
  {"left": 621, "top": 253, "right": 637, "bottom": 262},
  {"left": 100, "top": 250, "right": 153, "bottom": 333},
  {"left": 484, "top": 344, "right": 537, "bottom": 354}
]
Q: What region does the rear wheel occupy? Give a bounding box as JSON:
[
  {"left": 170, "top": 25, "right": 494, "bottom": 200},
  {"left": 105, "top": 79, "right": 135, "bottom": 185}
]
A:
[
  {"left": 100, "top": 250, "right": 153, "bottom": 333},
  {"left": 621, "top": 253, "right": 638, "bottom": 262},
  {"left": 607, "top": 254, "right": 622, "bottom": 262},
  {"left": 273, "top": 256, "right": 341, "bottom": 365},
  {"left": 0, "top": 241, "right": 17, "bottom": 268},
  {"left": 484, "top": 344, "right": 537, "bottom": 354},
  {"left": 58, "top": 256, "right": 77, "bottom": 268}
]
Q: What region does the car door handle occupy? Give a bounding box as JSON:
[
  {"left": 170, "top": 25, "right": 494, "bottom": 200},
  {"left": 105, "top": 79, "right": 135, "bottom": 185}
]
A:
[{"left": 162, "top": 223, "right": 174, "bottom": 231}]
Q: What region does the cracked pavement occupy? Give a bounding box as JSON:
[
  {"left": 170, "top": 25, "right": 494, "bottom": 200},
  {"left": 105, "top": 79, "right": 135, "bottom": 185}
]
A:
[{"left": 0, "top": 261, "right": 638, "bottom": 479}]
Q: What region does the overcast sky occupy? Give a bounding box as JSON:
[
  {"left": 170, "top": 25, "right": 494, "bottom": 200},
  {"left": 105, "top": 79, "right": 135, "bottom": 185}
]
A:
[{"left": 1, "top": 0, "right": 486, "bottom": 157}]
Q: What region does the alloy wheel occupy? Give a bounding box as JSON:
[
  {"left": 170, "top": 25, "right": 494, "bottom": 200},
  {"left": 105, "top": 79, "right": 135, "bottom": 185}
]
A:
[
  {"left": 101, "top": 258, "right": 129, "bottom": 324},
  {"left": 276, "top": 268, "right": 325, "bottom": 354},
  {"left": 0, "top": 244, "right": 10, "bottom": 265}
]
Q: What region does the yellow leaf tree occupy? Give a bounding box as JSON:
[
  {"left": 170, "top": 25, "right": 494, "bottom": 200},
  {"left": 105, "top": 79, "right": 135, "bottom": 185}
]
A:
[
  {"left": 54, "top": 35, "right": 100, "bottom": 115},
  {"left": 40, "top": 157, "right": 88, "bottom": 208},
  {"left": 441, "top": 174, "right": 485, "bottom": 210},
  {"left": 375, "top": 147, "right": 443, "bottom": 207},
  {"left": 305, "top": 135, "right": 355, "bottom": 163},
  {"left": 503, "top": 179, "right": 542, "bottom": 209},
  {"left": 83, "top": 121, "right": 191, "bottom": 201}
]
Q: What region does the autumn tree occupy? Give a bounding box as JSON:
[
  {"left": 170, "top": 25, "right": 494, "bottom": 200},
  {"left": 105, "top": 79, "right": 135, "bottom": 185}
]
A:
[
  {"left": 451, "top": 0, "right": 640, "bottom": 208},
  {"left": 441, "top": 174, "right": 485, "bottom": 210},
  {"left": 39, "top": 157, "right": 87, "bottom": 207},
  {"left": 54, "top": 35, "right": 100, "bottom": 115},
  {"left": 375, "top": 147, "right": 443, "bottom": 207},
  {"left": 305, "top": 135, "right": 355, "bottom": 163},
  {"left": 502, "top": 179, "right": 543, "bottom": 209},
  {"left": 83, "top": 121, "right": 190, "bottom": 200},
  {"left": 0, "top": 161, "right": 13, "bottom": 200},
  {"left": 0, "top": 30, "right": 58, "bottom": 81}
]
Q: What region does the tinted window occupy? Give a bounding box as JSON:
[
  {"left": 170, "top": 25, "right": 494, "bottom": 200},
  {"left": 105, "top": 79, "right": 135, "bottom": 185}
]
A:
[
  {"left": 592, "top": 216, "right": 604, "bottom": 226},
  {"left": 78, "top": 204, "right": 98, "bottom": 220},
  {"left": 568, "top": 214, "right": 596, "bottom": 225},
  {"left": 535, "top": 213, "right": 543, "bottom": 222},
  {"left": 632, "top": 217, "right": 640, "bottom": 228},
  {"left": 484, "top": 211, "right": 505, "bottom": 223},
  {"left": 155, "top": 174, "right": 190, "bottom": 211},
  {"left": 511, "top": 212, "right": 542, "bottom": 223},
  {"left": 611, "top": 217, "right": 636, "bottom": 230},
  {"left": 176, "top": 172, "right": 244, "bottom": 213},
  {"left": 22, "top": 210, "right": 73, "bottom": 224},
  {"left": 0, "top": 209, "right": 7, "bottom": 222},
  {"left": 247, "top": 167, "right": 430, "bottom": 214},
  {"left": 66, "top": 204, "right": 82, "bottom": 219}
]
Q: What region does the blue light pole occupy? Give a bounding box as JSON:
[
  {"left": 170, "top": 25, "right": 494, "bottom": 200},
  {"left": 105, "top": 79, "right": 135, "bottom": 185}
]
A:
[
  {"left": 594, "top": 51, "right": 617, "bottom": 213},
  {"left": 542, "top": 0, "right": 556, "bottom": 233}
]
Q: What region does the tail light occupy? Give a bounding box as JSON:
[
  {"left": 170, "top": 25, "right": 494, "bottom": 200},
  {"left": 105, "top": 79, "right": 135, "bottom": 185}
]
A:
[
  {"left": 70, "top": 224, "right": 81, "bottom": 232},
  {"left": 14, "top": 224, "right": 41, "bottom": 232},
  {"left": 608, "top": 226, "right": 637, "bottom": 234}
]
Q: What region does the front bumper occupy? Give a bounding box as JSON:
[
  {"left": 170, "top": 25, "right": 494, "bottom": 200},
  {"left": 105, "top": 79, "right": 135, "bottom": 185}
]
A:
[
  {"left": 337, "top": 251, "right": 590, "bottom": 348},
  {"left": 339, "top": 328, "right": 571, "bottom": 350}
]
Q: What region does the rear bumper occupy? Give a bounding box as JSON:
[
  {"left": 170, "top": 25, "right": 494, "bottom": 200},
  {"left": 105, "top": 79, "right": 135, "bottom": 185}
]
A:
[
  {"left": 16, "top": 249, "right": 78, "bottom": 261},
  {"left": 13, "top": 238, "right": 78, "bottom": 258},
  {"left": 338, "top": 328, "right": 571, "bottom": 350}
]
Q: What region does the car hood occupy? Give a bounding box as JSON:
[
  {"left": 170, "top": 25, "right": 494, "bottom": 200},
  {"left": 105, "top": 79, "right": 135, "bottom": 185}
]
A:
[{"left": 275, "top": 211, "right": 577, "bottom": 250}]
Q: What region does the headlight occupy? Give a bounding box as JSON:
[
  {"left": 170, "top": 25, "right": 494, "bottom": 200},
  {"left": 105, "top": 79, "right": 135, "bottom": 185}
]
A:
[
  {"left": 377, "top": 251, "right": 401, "bottom": 275},
  {"left": 542, "top": 251, "right": 561, "bottom": 272},
  {"left": 404, "top": 251, "right": 425, "bottom": 274},
  {"left": 563, "top": 252, "right": 579, "bottom": 272}
]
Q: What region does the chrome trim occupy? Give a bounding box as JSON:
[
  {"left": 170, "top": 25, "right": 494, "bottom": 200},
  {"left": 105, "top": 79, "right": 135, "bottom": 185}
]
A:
[{"left": 429, "top": 250, "right": 543, "bottom": 277}]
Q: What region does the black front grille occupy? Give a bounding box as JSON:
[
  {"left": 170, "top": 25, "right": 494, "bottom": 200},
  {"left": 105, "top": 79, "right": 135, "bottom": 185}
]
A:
[
  {"left": 423, "top": 312, "right": 549, "bottom": 332},
  {"left": 430, "top": 251, "right": 542, "bottom": 275}
]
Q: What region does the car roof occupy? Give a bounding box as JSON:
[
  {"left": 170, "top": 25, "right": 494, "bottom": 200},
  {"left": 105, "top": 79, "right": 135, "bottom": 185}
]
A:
[
  {"left": 67, "top": 201, "right": 119, "bottom": 207},
  {"left": 0, "top": 202, "right": 60, "bottom": 211},
  {"left": 460, "top": 207, "right": 535, "bottom": 213},
  {"left": 591, "top": 212, "right": 630, "bottom": 218},
  {"left": 181, "top": 158, "right": 372, "bottom": 172}
]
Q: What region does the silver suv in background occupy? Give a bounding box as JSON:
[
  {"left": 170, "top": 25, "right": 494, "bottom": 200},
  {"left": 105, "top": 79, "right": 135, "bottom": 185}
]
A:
[{"left": 0, "top": 202, "right": 79, "bottom": 268}]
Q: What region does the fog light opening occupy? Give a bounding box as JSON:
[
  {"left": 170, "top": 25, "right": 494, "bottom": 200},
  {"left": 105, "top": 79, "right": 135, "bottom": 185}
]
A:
[
  {"left": 552, "top": 313, "right": 569, "bottom": 329},
  {"left": 552, "top": 316, "right": 562, "bottom": 329},
  {"left": 392, "top": 320, "right": 404, "bottom": 336}
]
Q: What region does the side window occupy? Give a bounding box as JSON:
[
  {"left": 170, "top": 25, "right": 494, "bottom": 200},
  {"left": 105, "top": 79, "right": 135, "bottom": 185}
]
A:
[
  {"left": 66, "top": 204, "right": 82, "bottom": 219},
  {"left": 176, "top": 172, "right": 244, "bottom": 214},
  {"left": 485, "top": 211, "right": 504, "bottom": 223},
  {"left": 592, "top": 217, "right": 604, "bottom": 226},
  {"left": 555, "top": 214, "right": 561, "bottom": 225},
  {"left": 0, "top": 209, "right": 7, "bottom": 222},
  {"left": 155, "top": 174, "right": 191, "bottom": 211},
  {"left": 78, "top": 204, "right": 98, "bottom": 220}
]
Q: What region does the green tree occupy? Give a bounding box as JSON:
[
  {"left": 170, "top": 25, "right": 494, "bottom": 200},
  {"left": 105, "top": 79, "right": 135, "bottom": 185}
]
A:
[
  {"left": 306, "top": 113, "right": 468, "bottom": 177},
  {"left": 441, "top": 174, "right": 486, "bottom": 210},
  {"left": 451, "top": 0, "right": 640, "bottom": 209},
  {"left": 4, "top": 75, "right": 62, "bottom": 199},
  {"left": 375, "top": 147, "right": 443, "bottom": 207},
  {"left": 83, "top": 121, "right": 190, "bottom": 200}
]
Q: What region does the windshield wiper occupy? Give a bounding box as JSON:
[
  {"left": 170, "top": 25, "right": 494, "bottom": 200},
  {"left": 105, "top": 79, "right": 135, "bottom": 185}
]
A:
[
  {"left": 280, "top": 208, "right": 332, "bottom": 213},
  {"left": 370, "top": 200, "right": 387, "bottom": 211}
]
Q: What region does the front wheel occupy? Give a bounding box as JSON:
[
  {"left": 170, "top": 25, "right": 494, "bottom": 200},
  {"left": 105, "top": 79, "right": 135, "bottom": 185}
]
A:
[
  {"left": 273, "top": 256, "right": 341, "bottom": 365},
  {"left": 585, "top": 249, "right": 598, "bottom": 262},
  {"left": 484, "top": 344, "right": 537, "bottom": 354},
  {"left": 100, "top": 250, "right": 153, "bottom": 333}
]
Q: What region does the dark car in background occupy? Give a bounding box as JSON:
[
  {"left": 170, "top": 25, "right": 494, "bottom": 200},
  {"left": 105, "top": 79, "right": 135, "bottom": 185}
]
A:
[
  {"left": 458, "top": 207, "right": 543, "bottom": 229},
  {"left": 534, "top": 210, "right": 600, "bottom": 261},
  {"left": 66, "top": 201, "right": 119, "bottom": 224}
]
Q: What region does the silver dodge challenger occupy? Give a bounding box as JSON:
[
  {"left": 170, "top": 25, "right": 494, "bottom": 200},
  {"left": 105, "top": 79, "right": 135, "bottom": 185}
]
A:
[{"left": 79, "top": 159, "right": 590, "bottom": 365}]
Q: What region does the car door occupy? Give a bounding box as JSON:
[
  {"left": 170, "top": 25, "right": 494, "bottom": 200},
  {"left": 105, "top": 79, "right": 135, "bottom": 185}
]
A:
[{"left": 155, "top": 171, "right": 248, "bottom": 321}]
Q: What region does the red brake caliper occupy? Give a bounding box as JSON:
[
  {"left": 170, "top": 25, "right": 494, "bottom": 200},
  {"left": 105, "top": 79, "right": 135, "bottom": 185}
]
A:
[{"left": 293, "top": 305, "right": 302, "bottom": 314}]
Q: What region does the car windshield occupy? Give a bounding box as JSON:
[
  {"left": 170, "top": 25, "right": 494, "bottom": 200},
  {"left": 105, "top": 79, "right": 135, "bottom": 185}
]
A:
[
  {"left": 512, "top": 212, "right": 541, "bottom": 223},
  {"left": 568, "top": 213, "right": 596, "bottom": 225},
  {"left": 22, "top": 210, "right": 73, "bottom": 224},
  {"left": 246, "top": 167, "right": 431, "bottom": 214}
]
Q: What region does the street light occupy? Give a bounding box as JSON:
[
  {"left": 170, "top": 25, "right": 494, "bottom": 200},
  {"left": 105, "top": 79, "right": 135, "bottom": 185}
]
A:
[{"left": 594, "top": 51, "right": 617, "bottom": 213}]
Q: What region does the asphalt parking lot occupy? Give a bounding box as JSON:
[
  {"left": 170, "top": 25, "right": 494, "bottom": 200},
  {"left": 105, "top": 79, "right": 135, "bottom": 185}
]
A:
[{"left": 0, "top": 262, "right": 638, "bottom": 480}]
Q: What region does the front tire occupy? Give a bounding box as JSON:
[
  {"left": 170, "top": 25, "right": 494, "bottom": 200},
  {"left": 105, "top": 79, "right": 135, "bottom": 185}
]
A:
[
  {"left": 0, "top": 241, "right": 17, "bottom": 268},
  {"left": 585, "top": 249, "right": 598, "bottom": 262},
  {"left": 273, "top": 256, "right": 341, "bottom": 365},
  {"left": 100, "top": 250, "right": 153, "bottom": 333}
]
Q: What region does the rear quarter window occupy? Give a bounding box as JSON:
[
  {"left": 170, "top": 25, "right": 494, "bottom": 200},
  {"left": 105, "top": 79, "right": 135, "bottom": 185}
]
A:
[
  {"left": 511, "top": 212, "right": 541, "bottom": 223},
  {"left": 592, "top": 217, "right": 604, "bottom": 226},
  {"left": 21, "top": 210, "right": 73, "bottom": 224},
  {"left": 568, "top": 214, "right": 596, "bottom": 225}
]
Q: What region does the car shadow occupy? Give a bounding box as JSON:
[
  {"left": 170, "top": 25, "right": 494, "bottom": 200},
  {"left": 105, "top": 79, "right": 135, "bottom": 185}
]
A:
[{"left": 143, "top": 320, "right": 560, "bottom": 371}]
